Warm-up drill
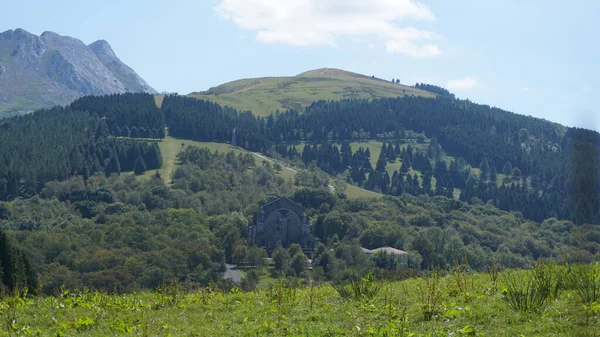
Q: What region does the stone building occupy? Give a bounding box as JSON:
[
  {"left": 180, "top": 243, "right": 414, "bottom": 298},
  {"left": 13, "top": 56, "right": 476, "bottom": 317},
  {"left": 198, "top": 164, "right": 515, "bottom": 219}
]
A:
[{"left": 248, "top": 197, "right": 315, "bottom": 254}]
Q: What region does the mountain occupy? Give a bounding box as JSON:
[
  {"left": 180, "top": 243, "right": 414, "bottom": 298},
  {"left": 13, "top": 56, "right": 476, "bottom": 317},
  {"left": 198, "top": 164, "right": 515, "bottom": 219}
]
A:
[
  {"left": 0, "top": 28, "right": 156, "bottom": 118},
  {"left": 2, "top": 66, "right": 600, "bottom": 226},
  {"left": 188, "top": 68, "right": 435, "bottom": 116}
]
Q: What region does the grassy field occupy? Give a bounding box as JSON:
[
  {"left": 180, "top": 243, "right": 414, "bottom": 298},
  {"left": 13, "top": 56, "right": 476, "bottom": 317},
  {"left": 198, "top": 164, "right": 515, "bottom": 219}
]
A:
[
  {"left": 345, "top": 184, "right": 381, "bottom": 199},
  {"left": 188, "top": 68, "right": 436, "bottom": 117},
  {"left": 236, "top": 266, "right": 280, "bottom": 290},
  {"left": 1, "top": 265, "right": 598, "bottom": 336}
]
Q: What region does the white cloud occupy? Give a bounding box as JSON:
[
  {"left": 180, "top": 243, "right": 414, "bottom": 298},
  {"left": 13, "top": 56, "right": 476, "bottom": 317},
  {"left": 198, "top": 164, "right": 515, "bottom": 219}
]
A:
[
  {"left": 386, "top": 40, "right": 440, "bottom": 57},
  {"left": 216, "top": 0, "right": 441, "bottom": 58},
  {"left": 447, "top": 77, "right": 478, "bottom": 91},
  {"left": 521, "top": 87, "right": 530, "bottom": 92}
]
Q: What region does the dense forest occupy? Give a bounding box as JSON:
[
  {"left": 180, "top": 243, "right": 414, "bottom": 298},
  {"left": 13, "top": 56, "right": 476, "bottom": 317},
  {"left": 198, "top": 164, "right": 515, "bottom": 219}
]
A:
[
  {"left": 163, "top": 95, "right": 268, "bottom": 151},
  {"left": 414, "top": 83, "right": 455, "bottom": 97},
  {"left": 70, "top": 93, "right": 166, "bottom": 139},
  {"left": 0, "top": 98, "right": 162, "bottom": 200},
  {"left": 0, "top": 228, "right": 37, "bottom": 294},
  {"left": 1, "top": 145, "right": 598, "bottom": 294},
  {"left": 2, "top": 92, "right": 599, "bottom": 223},
  {"left": 162, "top": 94, "right": 600, "bottom": 225}
]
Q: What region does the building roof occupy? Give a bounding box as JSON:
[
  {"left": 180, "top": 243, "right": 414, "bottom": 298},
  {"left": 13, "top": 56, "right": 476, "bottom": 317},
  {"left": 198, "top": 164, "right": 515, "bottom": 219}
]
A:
[
  {"left": 260, "top": 196, "right": 303, "bottom": 214},
  {"left": 262, "top": 196, "right": 296, "bottom": 207},
  {"left": 361, "top": 246, "right": 408, "bottom": 255}
]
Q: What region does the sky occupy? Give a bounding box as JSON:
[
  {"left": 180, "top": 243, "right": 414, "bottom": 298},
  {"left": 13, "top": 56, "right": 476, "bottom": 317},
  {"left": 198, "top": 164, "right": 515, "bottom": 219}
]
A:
[{"left": 1, "top": 0, "right": 598, "bottom": 129}]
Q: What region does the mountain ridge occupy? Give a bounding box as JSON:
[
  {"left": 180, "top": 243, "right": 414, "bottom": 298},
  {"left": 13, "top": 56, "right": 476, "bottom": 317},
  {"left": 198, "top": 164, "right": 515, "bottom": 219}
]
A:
[
  {"left": 188, "top": 68, "right": 435, "bottom": 116},
  {"left": 0, "top": 28, "right": 156, "bottom": 117}
]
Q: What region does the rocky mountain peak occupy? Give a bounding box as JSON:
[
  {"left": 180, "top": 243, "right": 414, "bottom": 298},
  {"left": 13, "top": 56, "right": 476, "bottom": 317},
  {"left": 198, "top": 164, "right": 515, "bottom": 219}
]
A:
[
  {"left": 0, "top": 28, "right": 35, "bottom": 41},
  {"left": 88, "top": 39, "right": 117, "bottom": 58},
  {"left": 0, "top": 28, "right": 157, "bottom": 117}
]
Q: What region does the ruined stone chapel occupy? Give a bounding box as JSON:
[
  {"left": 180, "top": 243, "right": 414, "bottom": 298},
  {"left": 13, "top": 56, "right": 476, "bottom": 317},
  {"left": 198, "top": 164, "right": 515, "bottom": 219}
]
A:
[{"left": 248, "top": 197, "right": 316, "bottom": 254}]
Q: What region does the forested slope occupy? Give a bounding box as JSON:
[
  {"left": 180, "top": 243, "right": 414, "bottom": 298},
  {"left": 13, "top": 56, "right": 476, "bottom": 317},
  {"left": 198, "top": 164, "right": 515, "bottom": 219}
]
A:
[
  {"left": 2, "top": 90, "right": 598, "bottom": 224},
  {"left": 162, "top": 94, "right": 600, "bottom": 225},
  {"left": 0, "top": 103, "right": 161, "bottom": 200},
  {"left": 2, "top": 145, "right": 598, "bottom": 294},
  {"left": 1, "top": 91, "right": 599, "bottom": 295}
]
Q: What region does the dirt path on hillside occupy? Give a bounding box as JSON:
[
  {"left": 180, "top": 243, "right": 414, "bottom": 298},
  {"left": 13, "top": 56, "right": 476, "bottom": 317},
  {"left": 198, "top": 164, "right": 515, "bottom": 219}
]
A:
[{"left": 251, "top": 152, "right": 335, "bottom": 193}]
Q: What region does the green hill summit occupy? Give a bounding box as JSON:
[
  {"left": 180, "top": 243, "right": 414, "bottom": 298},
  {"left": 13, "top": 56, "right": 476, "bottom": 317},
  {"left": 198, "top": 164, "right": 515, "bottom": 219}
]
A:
[{"left": 188, "top": 68, "right": 435, "bottom": 116}]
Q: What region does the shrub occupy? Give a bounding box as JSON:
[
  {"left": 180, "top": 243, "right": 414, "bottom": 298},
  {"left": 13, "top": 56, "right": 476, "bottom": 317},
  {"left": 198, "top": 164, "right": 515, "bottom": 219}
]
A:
[
  {"left": 333, "top": 273, "right": 382, "bottom": 301},
  {"left": 240, "top": 270, "right": 259, "bottom": 292}
]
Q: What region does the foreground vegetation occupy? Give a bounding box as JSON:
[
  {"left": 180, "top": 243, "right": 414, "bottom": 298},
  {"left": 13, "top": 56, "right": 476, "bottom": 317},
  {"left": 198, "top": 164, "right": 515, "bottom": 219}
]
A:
[{"left": 1, "top": 264, "right": 598, "bottom": 336}]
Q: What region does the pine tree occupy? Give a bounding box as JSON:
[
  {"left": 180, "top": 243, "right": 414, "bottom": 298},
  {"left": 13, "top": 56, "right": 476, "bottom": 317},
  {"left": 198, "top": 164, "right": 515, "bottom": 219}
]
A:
[
  {"left": 386, "top": 143, "right": 396, "bottom": 161},
  {"left": 400, "top": 163, "right": 409, "bottom": 174},
  {"left": 480, "top": 157, "right": 490, "bottom": 182},
  {"left": 422, "top": 172, "right": 432, "bottom": 194},
  {"left": 375, "top": 150, "right": 387, "bottom": 173},
  {"left": 0, "top": 230, "right": 37, "bottom": 293},
  {"left": 341, "top": 142, "right": 352, "bottom": 169},
  {"left": 490, "top": 166, "right": 498, "bottom": 184},
  {"left": 502, "top": 161, "right": 513, "bottom": 177},
  {"left": 123, "top": 125, "right": 131, "bottom": 138},
  {"left": 103, "top": 155, "right": 121, "bottom": 177},
  {"left": 314, "top": 215, "right": 325, "bottom": 240},
  {"left": 134, "top": 156, "right": 147, "bottom": 175},
  {"left": 96, "top": 119, "right": 110, "bottom": 138},
  {"left": 130, "top": 126, "right": 139, "bottom": 138}
]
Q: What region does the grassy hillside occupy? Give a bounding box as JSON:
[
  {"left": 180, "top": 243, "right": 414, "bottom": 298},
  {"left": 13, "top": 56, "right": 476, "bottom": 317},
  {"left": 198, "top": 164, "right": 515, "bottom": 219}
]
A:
[
  {"left": 2, "top": 265, "right": 598, "bottom": 336},
  {"left": 141, "top": 136, "right": 254, "bottom": 182},
  {"left": 154, "top": 94, "right": 164, "bottom": 108},
  {"left": 188, "top": 68, "right": 436, "bottom": 116},
  {"left": 140, "top": 135, "right": 380, "bottom": 199}
]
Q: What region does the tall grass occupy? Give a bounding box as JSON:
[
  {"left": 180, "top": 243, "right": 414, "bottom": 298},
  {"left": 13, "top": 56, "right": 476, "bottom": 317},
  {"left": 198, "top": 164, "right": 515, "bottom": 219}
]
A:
[
  {"left": 269, "top": 278, "right": 297, "bottom": 312},
  {"left": 451, "top": 259, "right": 472, "bottom": 294},
  {"left": 418, "top": 269, "right": 445, "bottom": 321},
  {"left": 500, "top": 262, "right": 562, "bottom": 314},
  {"left": 332, "top": 273, "right": 382, "bottom": 301},
  {"left": 566, "top": 263, "right": 600, "bottom": 310}
]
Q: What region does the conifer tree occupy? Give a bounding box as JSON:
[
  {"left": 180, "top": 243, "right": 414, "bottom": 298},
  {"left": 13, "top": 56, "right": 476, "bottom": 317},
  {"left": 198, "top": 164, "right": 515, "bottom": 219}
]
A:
[
  {"left": 0, "top": 230, "right": 37, "bottom": 294},
  {"left": 134, "top": 156, "right": 147, "bottom": 175}
]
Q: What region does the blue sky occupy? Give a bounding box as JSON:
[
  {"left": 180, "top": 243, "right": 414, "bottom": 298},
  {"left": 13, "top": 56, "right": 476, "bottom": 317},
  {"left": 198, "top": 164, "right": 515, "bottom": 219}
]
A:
[{"left": 1, "top": 0, "right": 598, "bottom": 129}]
